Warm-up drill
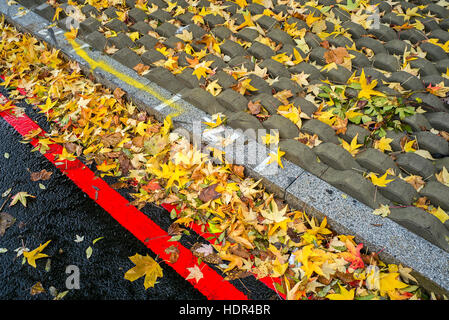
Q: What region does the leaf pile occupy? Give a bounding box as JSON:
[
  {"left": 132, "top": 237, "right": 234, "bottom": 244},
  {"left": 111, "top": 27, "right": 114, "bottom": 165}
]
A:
[{"left": 0, "top": 18, "right": 438, "bottom": 299}]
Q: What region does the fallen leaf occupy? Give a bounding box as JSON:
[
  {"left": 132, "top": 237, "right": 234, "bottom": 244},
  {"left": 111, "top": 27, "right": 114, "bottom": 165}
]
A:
[
  {"left": 30, "top": 282, "right": 45, "bottom": 295},
  {"left": 199, "top": 183, "right": 221, "bottom": 202},
  {"left": 86, "top": 246, "right": 93, "bottom": 259},
  {"left": 23, "top": 240, "right": 51, "bottom": 268},
  {"left": 367, "top": 172, "right": 395, "bottom": 187},
  {"left": 326, "top": 284, "right": 355, "bottom": 300},
  {"left": 165, "top": 245, "right": 180, "bottom": 264},
  {"left": 373, "top": 204, "right": 390, "bottom": 217},
  {"left": 124, "top": 253, "right": 163, "bottom": 289},
  {"left": 30, "top": 169, "right": 53, "bottom": 182},
  {"left": 0, "top": 212, "right": 15, "bottom": 236},
  {"left": 9, "top": 192, "right": 35, "bottom": 207},
  {"left": 186, "top": 264, "right": 204, "bottom": 283},
  {"left": 248, "top": 100, "right": 262, "bottom": 115}
]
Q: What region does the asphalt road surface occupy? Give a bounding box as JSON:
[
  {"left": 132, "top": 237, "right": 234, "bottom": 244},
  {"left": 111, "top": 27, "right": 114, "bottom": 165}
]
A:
[{"left": 0, "top": 92, "right": 206, "bottom": 300}]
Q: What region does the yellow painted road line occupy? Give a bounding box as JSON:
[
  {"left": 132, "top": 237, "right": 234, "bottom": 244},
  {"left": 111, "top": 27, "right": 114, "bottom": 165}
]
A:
[{"left": 67, "top": 38, "right": 185, "bottom": 117}]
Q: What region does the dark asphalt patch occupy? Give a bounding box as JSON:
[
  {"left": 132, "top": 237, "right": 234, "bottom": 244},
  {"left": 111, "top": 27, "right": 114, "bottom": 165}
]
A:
[{"left": 0, "top": 116, "right": 205, "bottom": 300}]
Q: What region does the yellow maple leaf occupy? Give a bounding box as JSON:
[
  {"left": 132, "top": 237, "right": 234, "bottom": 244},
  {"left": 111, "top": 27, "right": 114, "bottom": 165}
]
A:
[
  {"left": 124, "top": 253, "right": 163, "bottom": 289},
  {"left": 58, "top": 147, "right": 77, "bottom": 161},
  {"left": 326, "top": 284, "right": 355, "bottom": 300},
  {"left": 206, "top": 79, "right": 222, "bottom": 96},
  {"left": 266, "top": 147, "right": 285, "bottom": 168},
  {"left": 64, "top": 28, "right": 78, "bottom": 40},
  {"left": 97, "top": 160, "right": 117, "bottom": 172},
  {"left": 161, "top": 115, "right": 172, "bottom": 136},
  {"left": 192, "top": 15, "right": 204, "bottom": 25},
  {"left": 236, "top": 11, "right": 255, "bottom": 30},
  {"left": 429, "top": 206, "right": 449, "bottom": 223},
  {"left": 292, "top": 48, "right": 303, "bottom": 64},
  {"left": 374, "top": 137, "right": 393, "bottom": 153},
  {"left": 340, "top": 134, "right": 362, "bottom": 157},
  {"left": 379, "top": 272, "right": 408, "bottom": 296},
  {"left": 403, "top": 139, "right": 416, "bottom": 153},
  {"left": 294, "top": 244, "right": 325, "bottom": 278},
  {"left": 367, "top": 172, "right": 395, "bottom": 187},
  {"left": 0, "top": 100, "right": 15, "bottom": 112},
  {"left": 39, "top": 96, "right": 58, "bottom": 114},
  {"left": 235, "top": 78, "right": 258, "bottom": 95},
  {"left": 192, "top": 66, "right": 208, "bottom": 80},
  {"left": 203, "top": 114, "right": 224, "bottom": 128},
  {"left": 358, "top": 69, "right": 386, "bottom": 100},
  {"left": 23, "top": 240, "right": 51, "bottom": 268},
  {"left": 129, "top": 31, "right": 140, "bottom": 41}
]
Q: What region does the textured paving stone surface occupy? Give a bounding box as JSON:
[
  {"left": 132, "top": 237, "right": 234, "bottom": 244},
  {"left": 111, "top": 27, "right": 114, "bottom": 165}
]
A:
[{"left": 6, "top": 0, "right": 449, "bottom": 292}]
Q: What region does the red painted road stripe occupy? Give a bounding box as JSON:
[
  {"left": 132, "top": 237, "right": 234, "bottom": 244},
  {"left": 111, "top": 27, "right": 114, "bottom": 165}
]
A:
[{"left": 0, "top": 95, "right": 248, "bottom": 300}]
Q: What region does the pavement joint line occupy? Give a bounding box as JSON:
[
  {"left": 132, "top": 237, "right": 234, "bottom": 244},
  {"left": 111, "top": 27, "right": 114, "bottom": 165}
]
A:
[
  {"left": 2, "top": 3, "right": 449, "bottom": 295},
  {"left": 153, "top": 93, "right": 182, "bottom": 112}
]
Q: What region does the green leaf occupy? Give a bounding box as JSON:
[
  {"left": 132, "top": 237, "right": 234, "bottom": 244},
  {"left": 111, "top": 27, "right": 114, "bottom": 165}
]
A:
[
  {"left": 274, "top": 282, "right": 286, "bottom": 295},
  {"left": 86, "top": 246, "right": 93, "bottom": 259},
  {"left": 208, "top": 221, "right": 221, "bottom": 234},
  {"left": 170, "top": 209, "right": 177, "bottom": 219},
  {"left": 168, "top": 234, "right": 182, "bottom": 242},
  {"left": 92, "top": 236, "right": 104, "bottom": 245}
]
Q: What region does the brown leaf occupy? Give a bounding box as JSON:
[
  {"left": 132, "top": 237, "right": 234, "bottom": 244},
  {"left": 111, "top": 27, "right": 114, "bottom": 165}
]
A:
[
  {"left": 335, "top": 271, "right": 354, "bottom": 283},
  {"left": 105, "top": 45, "right": 119, "bottom": 55},
  {"left": 64, "top": 142, "right": 81, "bottom": 156},
  {"left": 132, "top": 136, "right": 144, "bottom": 148},
  {"left": 440, "top": 131, "right": 449, "bottom": 142},
  {"left": 168, "top": 223, "right": 185, "bottom": 236},
  {"left": 273, "top": 90, "right": 293, "bottom": 105},
  {"left": 30, "top": 282, "right": 45, "bottom": 296},
  {"left": 101, "top": 132, "right": 123, "bottom": 148},
  {"left": 191, "top": 242, "right": 222, "bottom": 264},
  {"left": 199, "top": 183, "right": 221, "bottom": 202},
  {"left": 0, "top": 212, "right": 15, "bottom": 236},
  {"left": 320, "top": 40, "right": 330, "bottom": 49},
  {"left": 416, "top": 196, "right": 429, "bottom": 207},
  {"left": 231, "top": 165, "right": 245, "bottom": 178},
  {"left": 224, "top": 269, "right": 252, "bottom": 280},
  {"left": 324, "top": 47, "right": 349, "bottom": 65},
  {"left": 286, "top": 227, "right": 302, "bottom": 243},
  {"left": 30, "top": 169, "right": 53, "bottom": 182},
  {"left": 399, "top": 135, "right": 410, "bottom": 151},
  {"left": 118, "top": 153, "right": 131, "bottom": 175},
  {"left": 404, "top": 175, "right": 425, "bottom": 191},
  {"left": 229, "top": 244, "right": 251, "bottom": 259},
  {"left": 164, "top": 245, "right": 180, "bottom": 264},
  {"left": 113, "top": 87, "right": 126, "bottom": 101},
  {"left": 133, "top": 63, "right": 150, "bottom": 75},
  {"left": 110, "top": 182, "right": 128, "bottom": 189},
  {"left": 318, "top": 275, "right": 332, "bottom": 285},
  {"left": 248, "top": 100, "right": 262, "bottom": 115}
]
